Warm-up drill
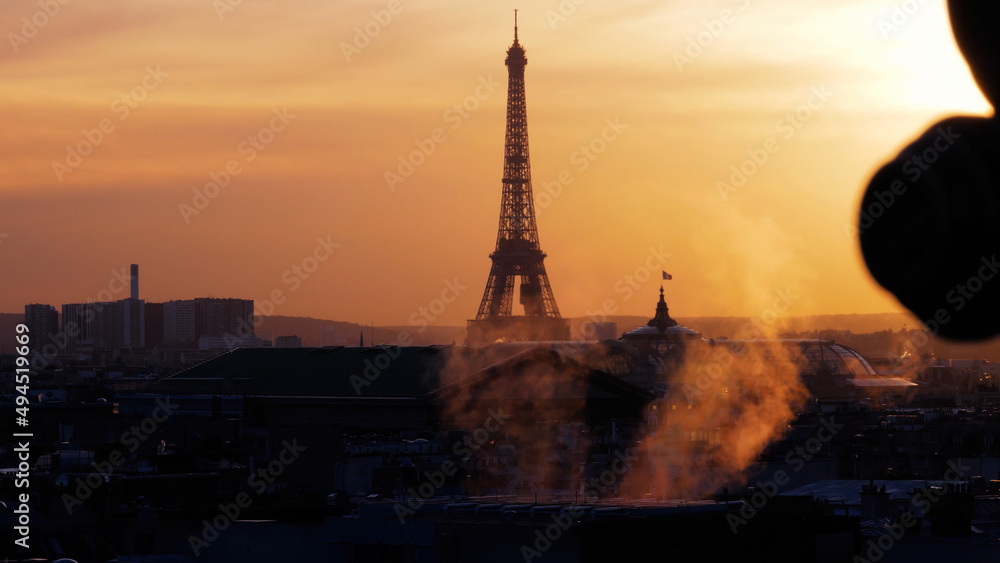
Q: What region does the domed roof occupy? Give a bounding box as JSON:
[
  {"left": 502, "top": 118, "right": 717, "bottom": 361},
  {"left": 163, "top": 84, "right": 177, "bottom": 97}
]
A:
[
  {"left": 797, "top": 340, "right": 877, "bottom": 377},
  {"left": 622, "top": 286, "right": 702, "bottom": 343},
  {"left": 625, "top": 324, "right": 702, "bottom": 339}
]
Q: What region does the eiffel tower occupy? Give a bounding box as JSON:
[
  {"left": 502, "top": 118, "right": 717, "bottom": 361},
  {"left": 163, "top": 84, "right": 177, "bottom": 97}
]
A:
[{"left": 466, "top": 13, "right": 570, "bottom": 345}]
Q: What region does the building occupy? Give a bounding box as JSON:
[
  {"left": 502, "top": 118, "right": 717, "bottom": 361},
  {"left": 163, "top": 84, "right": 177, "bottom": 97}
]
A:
[
  {"left": 59, "top": 264, "right": 145, "bottom": 352},
  {"left": 118, "top": 263, "right": 145, "bottom": 348},
  {"left": 162, "top": 297, "right": 253, "bottom": 348},
  {"left": 197, "top": 335, "right": 259, "bottom": 350},
  {"left": 23, "top": 303, "right": 59, "bottom": 346},
  {"left": 193, "top": 297, "right": 254, "bottom": 339},
  {"left": 275, "top": 335, "right": 302, "bottom": 348},
  {"left": 581, "top": 322, "right": 618, "bottom": 342},
  {"left": 117, "top": 295, "right": 145, "bottom": 348},
  {"left": 163, "top": 299, "right": 197, "bottom": 346},
  {"left": 61, "top": 301, "right": 118, "bottom": 351},
  {"left": 145, "top": 301, "right": 164, "bottom": 348}
]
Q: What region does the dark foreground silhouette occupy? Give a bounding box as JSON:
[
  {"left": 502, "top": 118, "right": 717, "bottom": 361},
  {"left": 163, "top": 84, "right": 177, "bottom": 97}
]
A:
[{"left": 860, "top": 0, "right": 1000, "bottom": 341}]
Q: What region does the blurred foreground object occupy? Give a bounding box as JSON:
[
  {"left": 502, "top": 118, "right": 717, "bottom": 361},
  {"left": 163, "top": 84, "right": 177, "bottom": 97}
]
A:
[{"left": 859, "top": 0, "right": 1000, "bottom": 340}]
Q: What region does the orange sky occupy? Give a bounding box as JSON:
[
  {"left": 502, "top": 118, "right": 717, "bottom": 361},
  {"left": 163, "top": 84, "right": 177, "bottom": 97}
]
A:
[{"left": 0, "top": 0, "right": 992, "bottom": 327}]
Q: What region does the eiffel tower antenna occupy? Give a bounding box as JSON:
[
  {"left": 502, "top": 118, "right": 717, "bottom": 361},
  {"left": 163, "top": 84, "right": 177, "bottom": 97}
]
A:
[{"left": 466, "top": 17, "right": 569, "bottom": 345}]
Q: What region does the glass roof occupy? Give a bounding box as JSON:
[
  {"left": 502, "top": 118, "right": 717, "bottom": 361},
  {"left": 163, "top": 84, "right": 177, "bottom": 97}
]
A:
[{"left": 798, "top": 341, "right": 877, "bottom": 377}]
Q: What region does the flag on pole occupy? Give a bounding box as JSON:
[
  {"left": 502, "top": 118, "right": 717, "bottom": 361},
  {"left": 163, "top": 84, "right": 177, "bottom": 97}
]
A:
[{"left": 662, "top": 271, "right": 672, "bottom": 280}]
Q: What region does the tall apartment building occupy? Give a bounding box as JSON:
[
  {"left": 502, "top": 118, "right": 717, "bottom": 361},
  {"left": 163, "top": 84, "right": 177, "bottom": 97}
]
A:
[
  {"left": 23, "top": 303, "right": 59, "bottom": 348},
  {"left": 118, "top": 296, "right": 145, "bottom": 348},
  {"left": 50, "top": 264, "right": 253, "bottom": 352},
  {"left": 163, "top": 298, "right": 254, "bottom": 348},
  {"left": 145, "top": 302, "right": 164, "bottom": 348},
  {"left": 163, "top": 300, "right": 197, "bottom": 345},
  {"left": 61, "top": 302, "right": 114, "bottom": 351},
  {"left": 60, "top": 264, "right": 144, "bottom": 351},
  {"left": 194, "top": 298, "right": 254, "bottom": 338}
]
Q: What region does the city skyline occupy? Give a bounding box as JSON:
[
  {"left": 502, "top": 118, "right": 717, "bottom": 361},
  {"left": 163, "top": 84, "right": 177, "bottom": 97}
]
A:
[
  {"left": 5, "top": 3, "right": 1000, "bottom": 560},
  {"left": 1, "top": 0, "right": 992, "bottom": 328}
]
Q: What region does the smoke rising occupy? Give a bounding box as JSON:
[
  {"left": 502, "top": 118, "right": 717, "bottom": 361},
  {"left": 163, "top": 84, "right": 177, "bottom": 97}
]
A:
[
  {"left": 436, "top": 345, "right": 591, "bottom": 498},
  {"left": 439, "top": 212, "right": 814, "bottom": 501},
  {"left": 624, "top": 338, "right": 809, "bottom": 499}
]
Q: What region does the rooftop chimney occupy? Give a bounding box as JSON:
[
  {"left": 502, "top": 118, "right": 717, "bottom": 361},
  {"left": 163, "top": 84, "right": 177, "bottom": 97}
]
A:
[{"left": 131, "top": 264, "right": 139, "bottom": 300}]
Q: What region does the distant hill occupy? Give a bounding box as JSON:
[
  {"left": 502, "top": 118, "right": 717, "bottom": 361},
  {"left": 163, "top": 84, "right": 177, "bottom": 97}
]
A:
[
  {"left": 259, "top": 313, "right": 1000, "bottom": 362},
  {"left": 673, "top": 313, "right": 916, "bottom": 339},
  {"left": 256, "top": 316, "right": 463, "bottom": 347},
  {"left": 5, "top": 310, "right": 1000, "bottom": 361},
  {"left": 0, "top": 311, "right": 935, "bottom": 349},
  {"left": 259, "top": 312, "right": 918, "bottom": 348},
  {"left": 574, "top": 313, "right": 914, "bottom": 340}
]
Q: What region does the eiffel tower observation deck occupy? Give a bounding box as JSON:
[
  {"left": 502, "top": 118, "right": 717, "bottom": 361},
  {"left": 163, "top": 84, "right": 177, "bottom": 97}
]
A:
[{"left": 466, "top": 14, "right": 570, "bottom": 345}]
